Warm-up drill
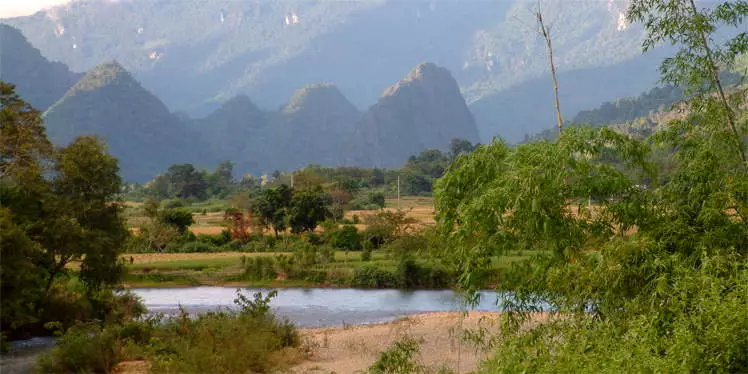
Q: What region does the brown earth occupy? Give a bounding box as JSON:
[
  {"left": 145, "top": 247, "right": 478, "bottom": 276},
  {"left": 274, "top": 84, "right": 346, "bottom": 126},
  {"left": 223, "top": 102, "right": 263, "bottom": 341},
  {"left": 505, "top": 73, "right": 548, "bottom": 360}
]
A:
[{"left": 293, "top": 311, "right": 503, "bottom": 374}]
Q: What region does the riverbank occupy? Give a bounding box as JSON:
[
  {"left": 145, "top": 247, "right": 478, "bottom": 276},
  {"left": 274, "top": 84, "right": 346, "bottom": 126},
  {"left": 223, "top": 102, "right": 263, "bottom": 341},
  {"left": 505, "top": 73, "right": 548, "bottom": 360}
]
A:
[
  {"left": 294, "top": 311, "right": 503, "bottom": 373},
  {"left": 119, "top": 250, "right": 529, "bottom": 289},
  {"left": 110, "top": 311, "right": 546, "bottom": 374}
]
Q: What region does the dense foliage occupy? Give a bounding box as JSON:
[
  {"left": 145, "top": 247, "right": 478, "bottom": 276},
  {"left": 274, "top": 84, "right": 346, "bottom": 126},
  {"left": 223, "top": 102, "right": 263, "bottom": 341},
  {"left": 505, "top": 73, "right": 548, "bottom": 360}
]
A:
[
  {"left": 436, "top": 1, "right": 748, "bottom": 371},
  {"left": 37, "top": 290, "right": 300, "bottom": 373},
  {"left": 1, "top": 82, "right": 129, "bottom": 339}
]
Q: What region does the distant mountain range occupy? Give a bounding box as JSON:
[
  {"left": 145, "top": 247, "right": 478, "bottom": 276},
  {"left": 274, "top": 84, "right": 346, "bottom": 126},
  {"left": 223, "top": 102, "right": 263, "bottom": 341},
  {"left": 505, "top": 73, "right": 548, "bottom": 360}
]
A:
[
  {"left": 1, "top": 0, "right": 667, "bottom": 143},
  {"left": 1, "top": 24, "right": 479, "bottom": 181}
]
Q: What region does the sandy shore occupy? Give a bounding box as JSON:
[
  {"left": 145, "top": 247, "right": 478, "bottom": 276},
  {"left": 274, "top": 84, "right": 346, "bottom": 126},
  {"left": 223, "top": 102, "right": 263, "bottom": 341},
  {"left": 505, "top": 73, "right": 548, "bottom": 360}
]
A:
[
  {"left": 113, "top": 311, "right": 548, "bottom": 374},
  {"left": 292, "top": 311, "right": 503, "bottom": 374}
]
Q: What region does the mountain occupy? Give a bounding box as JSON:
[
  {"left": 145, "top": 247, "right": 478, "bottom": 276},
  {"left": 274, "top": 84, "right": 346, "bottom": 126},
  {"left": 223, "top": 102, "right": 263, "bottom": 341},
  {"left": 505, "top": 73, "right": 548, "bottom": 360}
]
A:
[
  {"left": 190, "top": 94, "right": 265, "bottom": 173},
  {"left": 344, "top": 63, "right": 479, "bottom": 168},
  {"left": 43, "top": 61, "right": 209, "bottom": 181},
  {"left": 269, "top": 84, "right": 360, "bottom": 170},
  {"left": 0, "top": 24, "right": 81, "bottom": 110},
  {"left": 190, "top": 83, "right": 359, "bottom": 174},
  {"left": 3, "top": 0, "right": 656, "bottom": 141}
]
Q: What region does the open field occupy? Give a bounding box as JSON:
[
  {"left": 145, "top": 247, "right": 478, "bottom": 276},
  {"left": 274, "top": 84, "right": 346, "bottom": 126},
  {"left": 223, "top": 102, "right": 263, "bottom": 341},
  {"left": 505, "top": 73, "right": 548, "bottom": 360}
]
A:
[{"left": 125, "top": 196, "right": 437, "bottom": 236}]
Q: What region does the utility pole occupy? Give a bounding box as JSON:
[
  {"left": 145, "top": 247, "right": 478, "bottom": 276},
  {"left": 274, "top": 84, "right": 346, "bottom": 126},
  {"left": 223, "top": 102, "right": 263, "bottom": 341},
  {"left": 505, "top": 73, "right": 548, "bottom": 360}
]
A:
[
  {"left": 397, "top": 175, "right": 400, "bottom": 210},
  {"left": 290, "top": 172, "right": 294, "bottom": 188}
]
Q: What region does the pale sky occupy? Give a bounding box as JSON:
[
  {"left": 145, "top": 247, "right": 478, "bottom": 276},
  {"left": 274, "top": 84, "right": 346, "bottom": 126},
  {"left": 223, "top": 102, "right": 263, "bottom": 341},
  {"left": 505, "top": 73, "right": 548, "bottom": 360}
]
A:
[{"left": 0, "top": 0, "right": 73, "bottom": 18}]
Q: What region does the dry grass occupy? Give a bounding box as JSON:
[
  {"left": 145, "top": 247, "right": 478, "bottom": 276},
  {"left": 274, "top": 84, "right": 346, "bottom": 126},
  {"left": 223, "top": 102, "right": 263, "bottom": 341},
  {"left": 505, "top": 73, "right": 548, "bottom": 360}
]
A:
[
  {"left": 121, "top": 252, "right": 280, "bottom": 265},
  {"left": 346, "top": 197, "right": 436, "bottom": 231}
]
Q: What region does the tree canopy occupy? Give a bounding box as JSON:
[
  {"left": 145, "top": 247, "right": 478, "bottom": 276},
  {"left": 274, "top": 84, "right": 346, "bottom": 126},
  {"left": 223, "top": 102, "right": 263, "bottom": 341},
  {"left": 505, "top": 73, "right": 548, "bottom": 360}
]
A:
[{"left": 434, "top": 1, "right": 748, "bottom": 371}]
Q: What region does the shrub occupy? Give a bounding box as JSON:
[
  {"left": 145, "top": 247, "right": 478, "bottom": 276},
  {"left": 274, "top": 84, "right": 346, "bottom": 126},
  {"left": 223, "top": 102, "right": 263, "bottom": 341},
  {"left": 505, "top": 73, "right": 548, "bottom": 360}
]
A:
[
  {"left": 352, "top": 266, "right": 398, "bottom": 288},
  {"left": 159, "top": 208, "right": 194, "bottom": 233},
  {"left": 171, "top": 241, "right": 218, "bottom": 253},
  {"left": 368, "top": 192, "right": 386, "bottom": 208},
  {"left": 369, "top": 336, "right": 425, "bottom": 374},
  {"left": 241, "top": 256, "right": 277, "bottom": 281},
  {"left": 39, "top": 291, "right": 301, "bottom": 374},
  {"left": 197, "top": 231, "right": 232, "bottom": 246},
  {"left": 305, "top": 232, "right": 323, "bottom": 245},
  {"left": 37, "top": 323, "right": 123, "bottom": 374},
  {"left": 291, "top": 241, "right": 333, "bottom": 266},
  {"left": 330, "top": 224, "right": 362, "bottom": 251},
  {"left": 361, "top": 247, "right": 372, "bottom": 262}
]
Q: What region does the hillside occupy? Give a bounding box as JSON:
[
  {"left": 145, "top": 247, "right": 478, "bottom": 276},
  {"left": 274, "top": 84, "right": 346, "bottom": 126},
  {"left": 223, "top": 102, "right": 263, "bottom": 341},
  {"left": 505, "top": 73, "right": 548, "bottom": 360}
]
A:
[
  {"left": 43, "top": 61, "right": 209, "bottom": 181},
  {"left": 3, "top": 0, "right": 656, "bottom": 141},
  {"left": 0, "top": 24, "right": 81, "bottom": 110},
  {"left": 344, "top": 63, "right": 480, "bottom": 168},
  {"left": 270, "top": 84, "right": 360, "bottom": 170},
  {"left": 190, "top": 83, "right": 360, "bottom": 174}
]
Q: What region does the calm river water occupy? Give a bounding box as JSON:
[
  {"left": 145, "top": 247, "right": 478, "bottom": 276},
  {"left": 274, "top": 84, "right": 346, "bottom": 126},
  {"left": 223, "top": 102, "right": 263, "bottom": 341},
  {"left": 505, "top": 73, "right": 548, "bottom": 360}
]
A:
[{"left": 131, "top": 287, "right": 516, "bottom": 328}]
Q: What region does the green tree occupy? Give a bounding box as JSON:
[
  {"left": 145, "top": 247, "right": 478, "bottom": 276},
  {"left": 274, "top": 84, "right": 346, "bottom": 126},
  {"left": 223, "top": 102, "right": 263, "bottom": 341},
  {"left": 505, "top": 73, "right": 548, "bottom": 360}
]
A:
[
  {"left": 166, "top": 163, "right": 208, "bottom": 200},
  {"left": 370, "top": 168, "right": 385, "bottom": 186},
  {"left": 160, "top": 208, "right": 195, "bottom": 233},
  {"left": 330, "top": 224, "right": 361, "bottom": 251},
  {"left": 1, "top": 85, "right": 129, "bottom": 337},
  {"left": 628, "top": 0, "right": 748, "bottom": 163},
  {"left": 288, "top": 187, "right": 330, "bottom": 233},
  {"left": 207, "top": 160, "right": 234, "bottom": 197},
  {"left": 405, "top": 149, "right": 450, "bottom": 179},
  {"left": 252, "top": 185, "right": 292, "bottom": 237},
  {"left": 449, "top": 138, "right": 476, "bottom": 159},
  {"left": 0, "top": 208, "right": 45, "bottom": 335},
  {"left": 49, "top": 136, "right": 128, "bottom": 289},
  {"left": 435, "top": 2, "right": 748, "bottom": 371}
]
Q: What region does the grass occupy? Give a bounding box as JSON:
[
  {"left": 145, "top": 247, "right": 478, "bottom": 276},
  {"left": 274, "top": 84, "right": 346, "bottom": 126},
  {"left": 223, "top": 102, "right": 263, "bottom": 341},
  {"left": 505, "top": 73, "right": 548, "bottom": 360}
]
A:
[{"left": 120, "top": 248, "right": 533, "bottom": 289}]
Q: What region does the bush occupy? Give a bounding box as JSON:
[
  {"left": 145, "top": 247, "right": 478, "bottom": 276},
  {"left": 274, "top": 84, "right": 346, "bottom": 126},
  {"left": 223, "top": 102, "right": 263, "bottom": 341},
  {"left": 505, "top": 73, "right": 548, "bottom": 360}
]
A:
[
  {"left": 352, "top": 265, "right": 399, "bottom": 288},
  {"left": 241, "top": 256, "right": 278, "bottom": 281},
  {"left": 395, "top": 260, "right": 452, "bottom": 289},
  {"left": 369, "top": 336, "right": 425, "bottom": 374},
  {"left": 368, "top": 192, "right": 386, "bottom": 208},
  {"left": 330, "top": 224, "right": 362, "bottom": 251},
  {"left": 361, "top": 247, "right": 372, "bottom": 262},
  {"left": 39, "top": 292, "right": 301, "bottom": 374},
  {"left": 305, "top": 232, "right": 323, "bottom": 245},
  {"left": 171, "top": 241, "right": 218, "bottom": 253},
  {"left": 291, "top": 241, "right": 333, "bottom": 266},
  {"left": 197, "top": 230, "right": 232, "bottom": 246},
  {"left": 37, "top": 323, "right": 123, "bottom": 374}
]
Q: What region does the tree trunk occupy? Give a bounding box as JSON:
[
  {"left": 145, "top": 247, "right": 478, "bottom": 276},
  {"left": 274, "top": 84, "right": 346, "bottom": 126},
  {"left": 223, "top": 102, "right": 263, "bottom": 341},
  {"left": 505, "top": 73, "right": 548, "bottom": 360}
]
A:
[
  {"left": 688, "top": 0, "right": 746, "bottom": 164},
  {"left": 537, "top": 6, "right": 563, "bottom": 134}
]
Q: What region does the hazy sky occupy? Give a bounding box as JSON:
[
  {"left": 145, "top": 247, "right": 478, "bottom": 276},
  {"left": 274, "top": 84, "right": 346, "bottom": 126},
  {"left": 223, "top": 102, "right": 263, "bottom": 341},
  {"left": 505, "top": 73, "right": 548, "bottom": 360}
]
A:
[{"left": 0, "top": 0, "right": 72, "bottom": 18}]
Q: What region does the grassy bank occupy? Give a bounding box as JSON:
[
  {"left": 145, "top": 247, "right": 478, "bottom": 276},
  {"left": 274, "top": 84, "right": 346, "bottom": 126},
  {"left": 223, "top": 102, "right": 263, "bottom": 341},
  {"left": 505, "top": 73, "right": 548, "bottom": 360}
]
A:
[{"left": 121, "top": 249, "right": 534, "bottom": 289}]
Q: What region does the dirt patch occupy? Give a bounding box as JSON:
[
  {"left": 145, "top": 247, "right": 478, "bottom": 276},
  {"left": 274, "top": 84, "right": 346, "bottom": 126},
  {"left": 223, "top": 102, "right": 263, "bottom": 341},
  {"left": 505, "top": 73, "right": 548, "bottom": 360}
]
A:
[
  {"left": 112, "top": 360, "right": 149, "bottom": 374},
  {"left": 294, "top": 312, "right": 506, "bottom": 374}
]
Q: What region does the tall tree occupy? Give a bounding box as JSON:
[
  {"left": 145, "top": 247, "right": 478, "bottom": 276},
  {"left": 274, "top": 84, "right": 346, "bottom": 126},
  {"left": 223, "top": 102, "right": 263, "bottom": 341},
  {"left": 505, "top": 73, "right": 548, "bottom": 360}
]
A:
[
  {"left": 252, "top": 185, "right": 292, "bottom": 237},
  {"left": 1, "top": 84, "right": 128, "bottom": 336},
  {"left": 166, "top": 164, "right": 208, "bottom": 200},
  {"left": 288, "top": 187, "right": 330, "bottom": 233},
  {"left": 628, "top": 0, "right": 748, "bottom": 163}
]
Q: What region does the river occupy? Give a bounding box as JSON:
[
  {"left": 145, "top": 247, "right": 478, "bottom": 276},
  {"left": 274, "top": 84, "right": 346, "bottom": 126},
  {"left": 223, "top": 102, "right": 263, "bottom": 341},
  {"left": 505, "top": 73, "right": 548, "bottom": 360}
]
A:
[{"left": 132, "top": 287, "right": 518, "bottom": 327}]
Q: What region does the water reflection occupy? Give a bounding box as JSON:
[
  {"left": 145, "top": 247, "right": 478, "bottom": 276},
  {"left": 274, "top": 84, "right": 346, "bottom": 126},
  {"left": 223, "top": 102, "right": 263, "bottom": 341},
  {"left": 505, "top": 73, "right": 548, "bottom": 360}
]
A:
[{"left": 131, "top": 287, "right": 534, "bottom": 328}]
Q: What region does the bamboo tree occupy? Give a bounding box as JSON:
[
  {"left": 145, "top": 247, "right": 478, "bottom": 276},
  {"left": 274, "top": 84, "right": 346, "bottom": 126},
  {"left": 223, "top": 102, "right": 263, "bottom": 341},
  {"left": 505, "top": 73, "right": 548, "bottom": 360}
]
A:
[{"left": 627, "top": 0, "right": 748, "bottom": 164}]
